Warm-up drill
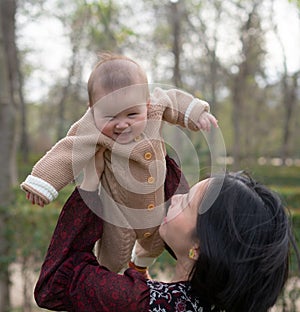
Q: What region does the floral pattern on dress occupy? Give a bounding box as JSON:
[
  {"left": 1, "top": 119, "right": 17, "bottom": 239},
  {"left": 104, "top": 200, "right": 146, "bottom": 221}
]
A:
[{"left": 147, "top": 280, "right": 219, "bottom": 312}]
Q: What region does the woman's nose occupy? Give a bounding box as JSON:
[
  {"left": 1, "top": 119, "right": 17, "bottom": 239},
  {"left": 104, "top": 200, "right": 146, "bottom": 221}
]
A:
[{"left": 171, "top": 194, "right": 181, "bottom": 206}]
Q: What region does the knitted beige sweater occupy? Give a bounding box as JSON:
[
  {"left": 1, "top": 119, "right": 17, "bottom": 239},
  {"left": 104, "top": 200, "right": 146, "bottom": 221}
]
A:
[
  {"left": 21, "top": 87, "right": 209, "bottom": 206},
  {"left": 21, "top": 87, "right": 209, "bottom": 271}
]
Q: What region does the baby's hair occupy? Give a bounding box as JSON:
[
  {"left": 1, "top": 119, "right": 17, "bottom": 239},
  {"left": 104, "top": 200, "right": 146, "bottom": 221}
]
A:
[{"left": 87, "top": 52, "right": 149, "bottom": 107}]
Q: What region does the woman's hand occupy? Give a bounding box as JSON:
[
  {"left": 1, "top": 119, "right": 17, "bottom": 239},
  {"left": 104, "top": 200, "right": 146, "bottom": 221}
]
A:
[{"left": 80, "top": 147, "right": 106, "bottom": 191}]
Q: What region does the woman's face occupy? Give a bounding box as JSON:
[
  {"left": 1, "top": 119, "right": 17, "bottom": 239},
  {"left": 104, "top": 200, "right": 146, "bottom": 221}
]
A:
[{"left": 159, "top": 179, "right": 209, "bottom": 258}]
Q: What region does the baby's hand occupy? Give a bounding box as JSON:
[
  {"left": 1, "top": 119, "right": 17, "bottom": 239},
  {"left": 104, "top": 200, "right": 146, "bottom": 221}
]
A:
[
  {"left": 26, "top": 192, "right": 46, "bottom": 207},
  {"left": 197, "top": 112, "right": 218, "bottom": 131}
]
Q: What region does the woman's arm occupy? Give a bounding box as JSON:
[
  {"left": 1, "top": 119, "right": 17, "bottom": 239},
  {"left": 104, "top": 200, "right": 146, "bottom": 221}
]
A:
[
  {"left": 34, "top": 187, "right": 102, "bottom": 309},
  {"left": 34, "top": 187, "right": 149, "bottom": 311}
]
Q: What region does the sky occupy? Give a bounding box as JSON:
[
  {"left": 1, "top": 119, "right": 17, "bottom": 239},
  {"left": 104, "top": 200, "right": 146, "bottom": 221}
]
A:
[
  {"left": 266, "top": 0, "right": 300, "bottom": 74},
  {"left": 17, "top": 0, "right": 300, "bottom": 102}
]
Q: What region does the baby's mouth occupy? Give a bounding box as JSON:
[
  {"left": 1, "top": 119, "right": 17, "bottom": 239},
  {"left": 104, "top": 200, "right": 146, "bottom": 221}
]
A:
[
  {"left": 115, "top": 132, "right": 131, "bottom": 138},
  {"left": 113, "top": 131, "right": 133, "bottom": 143},
  {"left": 114, "top": 129, "right": 131, "bottom": 135}
]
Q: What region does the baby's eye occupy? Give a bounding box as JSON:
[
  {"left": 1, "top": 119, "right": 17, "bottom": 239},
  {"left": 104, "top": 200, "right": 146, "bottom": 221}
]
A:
[
  {"left": 128, "top": 113, "right": 138, "bottom": 117},
  {"left": 104, "top": 116, "right": 115, "bottom": 120}
]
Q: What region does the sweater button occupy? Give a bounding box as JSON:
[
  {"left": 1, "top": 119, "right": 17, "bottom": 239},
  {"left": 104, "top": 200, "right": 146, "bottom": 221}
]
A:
[
  {"left": 144, "top": 152, "right": 152, "bottom": 160},
  {"left": 147, "top": 176, "right": 155, "bottom": 184},
  {"left": 143, "top": 232, "right": 152, "bottom": 238},
  {"left": 147, "top": 203, "right": 155, "bottom": 210}
]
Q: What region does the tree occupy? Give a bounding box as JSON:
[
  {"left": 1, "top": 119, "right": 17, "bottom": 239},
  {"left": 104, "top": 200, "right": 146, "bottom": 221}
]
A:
[
  {"left": 0, "top": 0, "right": 19, "bottom": 310},
  {"left": 183, "top": 0, "right": 225, "bottom": 162},
  {"left": 225, "top": 1, "right": 267, "bottom": 167},
  {"left": 169, "top": 1, "right": 183, "bottom": 88},
  {"left": 270, "top": 1, "right": 300, "bottom": 162},
  {"left": 54, "top": 1, "right": 89, "bottom": 140}
]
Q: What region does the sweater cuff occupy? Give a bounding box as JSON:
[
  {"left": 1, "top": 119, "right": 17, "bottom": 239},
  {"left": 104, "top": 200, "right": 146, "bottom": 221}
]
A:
[
  {"left": 184, "top": 98, "right": 210, "bottom": 130},
  {"left": 21, "top": 175, "right": 58, "bottom": 202},
  {"left": 131, "top": 255, "right": 156, "bottom": 267}
]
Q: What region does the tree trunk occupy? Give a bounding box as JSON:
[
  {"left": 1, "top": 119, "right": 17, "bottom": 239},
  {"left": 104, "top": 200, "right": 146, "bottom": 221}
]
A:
[
  {"left": 20, "top": 70, "right": 29, "bottom": 163},
  {"left": 21, "top": 258, "right": 33, "bottom": 312},
  {"left": 280, "top": 72, "right": 298, "bottom": 162},
  {"left": 269, "top": 1, "right": 297, "bottom": 164},
  {"left": 0, "top": 58, "right": 12, "bottom": 311},
  {"left": 170, "top": 1, "right": 182, "bottom": 89},
  {"left": 0, "top": 0, "right": 20, "bottom": 185},
  {"left": 232, "top": 73, "right": 243, "bottom": 169},
  {"left": 56, "top": 36, "right": 79, "bottom": 140},
  {"left": 0, "top": 0, "right": 19, "bottom": 310}
]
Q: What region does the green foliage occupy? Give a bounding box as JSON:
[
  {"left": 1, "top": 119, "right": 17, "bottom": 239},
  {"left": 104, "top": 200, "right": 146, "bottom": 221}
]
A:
[
  {"left": 8, "top": 184, "right": 73, "bottom": 269},
  {"left": 234, "top": 164, "right": 300, "bottom": 210},
  {"left": 17, "top": 153, "right": 45, "bottom": 182},
  {"left": 272, "top": 186, "right": 300, "bottom": 210},
  {"left": 0, "top": 205, "right": 11, "bottom": 269},
  {"left": 290, "top": 212, "right": 300, "bottom": 274},
  {"left": 289, "top": 0, "right": 300, "bottom": 8},
  {"left": 149, "top": 250, "right": 176, "bottom": 280},
  {"left": 249, "top": 165, "right": 300, "bottom": 187}
]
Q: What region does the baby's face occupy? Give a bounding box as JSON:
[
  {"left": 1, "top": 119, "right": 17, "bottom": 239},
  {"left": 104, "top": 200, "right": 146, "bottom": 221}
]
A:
[{"left": 93, "top": 86, "right": 148, "bottom": 144}]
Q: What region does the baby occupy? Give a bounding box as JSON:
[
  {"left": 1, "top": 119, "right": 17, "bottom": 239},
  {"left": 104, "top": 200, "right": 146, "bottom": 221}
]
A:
[{"left": 21, "top": 53, "right": 218, "bottom": 275}]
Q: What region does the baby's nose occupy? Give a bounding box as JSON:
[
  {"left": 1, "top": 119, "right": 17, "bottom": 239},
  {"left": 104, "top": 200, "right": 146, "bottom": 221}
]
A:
[{"left": 115, "top": 120, "right": 129, "bottom": 129}]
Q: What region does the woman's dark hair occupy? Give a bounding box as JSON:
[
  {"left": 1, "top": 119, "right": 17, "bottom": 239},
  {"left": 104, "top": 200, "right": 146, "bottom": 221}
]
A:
[{"left": 190, "top": 172, "right": 290, "bottom": 312}]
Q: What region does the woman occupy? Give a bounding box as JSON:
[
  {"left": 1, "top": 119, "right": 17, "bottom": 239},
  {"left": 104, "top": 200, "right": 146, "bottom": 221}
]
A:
[{"left": 34, "top": 152, "right": 290, "bottom": 312}]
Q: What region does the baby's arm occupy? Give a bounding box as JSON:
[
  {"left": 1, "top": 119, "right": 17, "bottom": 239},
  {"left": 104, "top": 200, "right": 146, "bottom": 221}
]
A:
[
  {"left": 21, "top": 109, "right": 102, "bottom": 205},
  {"left": 152, "top": 87, "right": 218, "bottom": 131},
  {"left": 25, "top": 146, "right": 106, "bottom": 207}
]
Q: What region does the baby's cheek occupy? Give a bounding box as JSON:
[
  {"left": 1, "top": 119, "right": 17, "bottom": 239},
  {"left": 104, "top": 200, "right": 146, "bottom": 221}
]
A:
[{"left": 94, "top": 119, "right": 105, "bottom": 131}]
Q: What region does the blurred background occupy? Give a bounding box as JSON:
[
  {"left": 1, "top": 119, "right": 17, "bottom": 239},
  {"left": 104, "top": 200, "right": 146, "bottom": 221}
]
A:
[{"left": 1, "top": 0, "right": 300, "bottom": 311}]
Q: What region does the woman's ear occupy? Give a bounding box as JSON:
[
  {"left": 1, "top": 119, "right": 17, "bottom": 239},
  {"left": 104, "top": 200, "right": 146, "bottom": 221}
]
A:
[{"left": 146, "top": 98, "right": 151, "bottom": 108}]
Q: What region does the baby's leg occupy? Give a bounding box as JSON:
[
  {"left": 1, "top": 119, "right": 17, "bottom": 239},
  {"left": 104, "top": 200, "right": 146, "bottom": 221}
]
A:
[
  {"left": 131, "top": 228, "right": 165, "bottom": 268},
  {"left": 96, "top": 221, "right": 136, "bottom": 273}
]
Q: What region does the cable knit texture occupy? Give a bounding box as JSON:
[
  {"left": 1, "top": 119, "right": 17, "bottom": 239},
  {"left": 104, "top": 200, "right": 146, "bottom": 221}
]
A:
[{"left": 21, "top": 87, "right": 207, "bottom": 271}]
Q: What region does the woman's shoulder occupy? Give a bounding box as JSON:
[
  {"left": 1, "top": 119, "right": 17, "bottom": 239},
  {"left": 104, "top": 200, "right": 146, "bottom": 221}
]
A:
[{"left": 147, "top": 280, "right": 222, "bottom": 312}]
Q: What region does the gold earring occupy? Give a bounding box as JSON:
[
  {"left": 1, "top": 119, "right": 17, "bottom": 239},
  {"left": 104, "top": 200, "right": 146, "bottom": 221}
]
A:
[{"left": 189, "top": 248, "right": 195, "bottom": 259}]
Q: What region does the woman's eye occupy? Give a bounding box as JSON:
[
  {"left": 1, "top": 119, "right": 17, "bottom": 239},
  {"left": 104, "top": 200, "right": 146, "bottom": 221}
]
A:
[{"left": 128, "top": 113, "right": 138, "bottom": 117}]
